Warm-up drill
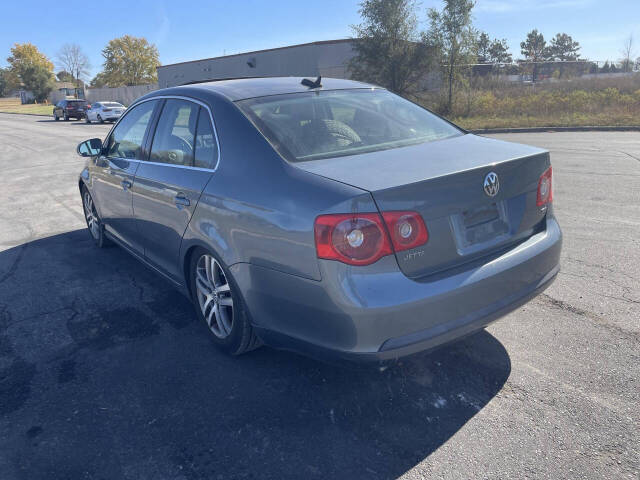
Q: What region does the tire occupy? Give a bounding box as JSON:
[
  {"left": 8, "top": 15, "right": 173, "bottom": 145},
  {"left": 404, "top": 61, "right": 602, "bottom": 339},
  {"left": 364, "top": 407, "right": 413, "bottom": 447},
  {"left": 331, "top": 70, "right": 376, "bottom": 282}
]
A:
[
  {"left": 85, "top": 115, "right": 91, "bottom": 124},
  {"left": 97, "top": 114, "right": 104, "bottom": 124},
  {"left": 81, "top": 186, "right": 111, "bottom": 248},
  {"left": 189, "top": 248, "right": 261, "bottom": 355}
]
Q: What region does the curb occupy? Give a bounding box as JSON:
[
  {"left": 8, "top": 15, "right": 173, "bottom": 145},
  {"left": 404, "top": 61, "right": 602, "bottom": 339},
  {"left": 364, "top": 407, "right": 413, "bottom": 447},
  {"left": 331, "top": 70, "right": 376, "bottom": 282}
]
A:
[
  {"left": 470, "top": 126, "right": 640, "bottom": 134},
  {"left": 0, "top": 111, "right": 51, "bottom": 117}
]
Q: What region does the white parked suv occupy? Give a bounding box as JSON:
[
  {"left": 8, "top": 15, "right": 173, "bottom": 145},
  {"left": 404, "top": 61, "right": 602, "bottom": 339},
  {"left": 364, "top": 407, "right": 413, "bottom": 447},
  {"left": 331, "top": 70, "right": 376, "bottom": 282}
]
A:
[{"left": 85, "top": 102, "right": 126, "bottom": 123}]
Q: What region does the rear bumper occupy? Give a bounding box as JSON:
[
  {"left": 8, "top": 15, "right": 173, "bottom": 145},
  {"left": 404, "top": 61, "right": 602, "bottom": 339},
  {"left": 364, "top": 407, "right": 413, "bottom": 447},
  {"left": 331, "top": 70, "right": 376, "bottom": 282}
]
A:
[{"left": 232, "top": 217, "right": 562, "bottom": 362}]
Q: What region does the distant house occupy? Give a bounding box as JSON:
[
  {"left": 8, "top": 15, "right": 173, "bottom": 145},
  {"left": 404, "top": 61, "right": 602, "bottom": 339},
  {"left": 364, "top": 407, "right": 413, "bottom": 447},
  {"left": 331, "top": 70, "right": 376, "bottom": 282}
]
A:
[{"left": 49, "top": 81, "right": 85, "bottom": 104}]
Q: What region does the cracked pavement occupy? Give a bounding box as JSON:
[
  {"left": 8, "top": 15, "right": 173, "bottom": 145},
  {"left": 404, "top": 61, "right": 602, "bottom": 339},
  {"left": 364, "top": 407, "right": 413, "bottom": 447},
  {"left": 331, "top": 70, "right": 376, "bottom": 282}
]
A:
[{"left": 0, "top": 115, "right": 638, "bottom": 479}]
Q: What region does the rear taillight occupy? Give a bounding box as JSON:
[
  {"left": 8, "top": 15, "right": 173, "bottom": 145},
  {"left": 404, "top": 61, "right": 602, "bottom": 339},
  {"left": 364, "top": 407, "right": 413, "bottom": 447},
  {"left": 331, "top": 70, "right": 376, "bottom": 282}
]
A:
[
  {"left": 315, "top": 213, "right": 392, "bottom": 266},
  {"left": 314, "top": 211, "right": 428, "bottom": 266},
  {"left": 537, "top": 166, "right": 553, "bottom": 207},
  {"left": 382, "top": 211, "right": 429, "bottom": 252}
]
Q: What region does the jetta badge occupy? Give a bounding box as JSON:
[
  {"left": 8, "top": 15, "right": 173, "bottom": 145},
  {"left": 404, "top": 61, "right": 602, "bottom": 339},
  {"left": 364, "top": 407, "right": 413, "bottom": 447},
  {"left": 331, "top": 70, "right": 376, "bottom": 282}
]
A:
[{"left": 483, "top": 172, "right": 500, "bottom": 197}]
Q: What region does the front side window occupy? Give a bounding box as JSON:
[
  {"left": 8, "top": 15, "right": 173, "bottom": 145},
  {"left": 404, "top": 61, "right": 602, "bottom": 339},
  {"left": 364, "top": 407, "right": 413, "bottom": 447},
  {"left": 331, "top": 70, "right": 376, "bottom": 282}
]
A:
[
  {"left": 237, "top": 89, "right": 461, "bottom": 162},
  {"left": 106, "top": 100, "right": 156, "bottom": 159},
  {"left": 194, "top": 108, "right": 218, "bottom": 169},
  {"left": 149, "top": 99, "right": 198, "bottom": 166}
]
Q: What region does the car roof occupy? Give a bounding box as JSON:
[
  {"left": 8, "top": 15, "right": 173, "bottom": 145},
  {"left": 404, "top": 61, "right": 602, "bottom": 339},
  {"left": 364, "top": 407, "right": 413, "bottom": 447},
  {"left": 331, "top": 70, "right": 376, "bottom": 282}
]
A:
[{"left": 185, "top": 77, "right": 380, "bottom": 101}]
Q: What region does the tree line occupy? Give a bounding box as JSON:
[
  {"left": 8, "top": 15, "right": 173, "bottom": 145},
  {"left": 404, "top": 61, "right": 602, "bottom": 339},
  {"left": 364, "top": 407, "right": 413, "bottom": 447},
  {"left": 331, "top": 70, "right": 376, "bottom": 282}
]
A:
[
  {"left": 350, "top": 0, "right": 637, "bottom": 114},
  {"left": 0, "top": 36, "right": 160, "bottom": 101}
]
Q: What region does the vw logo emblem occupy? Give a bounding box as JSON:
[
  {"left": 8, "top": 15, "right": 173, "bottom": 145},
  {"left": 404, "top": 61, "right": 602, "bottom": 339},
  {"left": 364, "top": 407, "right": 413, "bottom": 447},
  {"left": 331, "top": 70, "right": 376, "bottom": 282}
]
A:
[{"left": 483, "top": 172, "right": 500, "bottom": 197}]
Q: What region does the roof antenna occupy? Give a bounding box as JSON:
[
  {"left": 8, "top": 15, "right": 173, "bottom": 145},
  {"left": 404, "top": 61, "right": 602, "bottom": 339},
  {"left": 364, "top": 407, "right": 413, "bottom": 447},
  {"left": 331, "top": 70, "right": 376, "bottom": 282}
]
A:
[{"left": 301, "top": 76, "right": 322, "bottom": 89}]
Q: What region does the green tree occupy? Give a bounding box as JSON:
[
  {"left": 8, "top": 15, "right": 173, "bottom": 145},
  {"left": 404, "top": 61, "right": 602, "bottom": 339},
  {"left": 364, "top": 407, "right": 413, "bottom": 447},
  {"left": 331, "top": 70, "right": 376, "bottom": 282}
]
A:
[
  {"left": 56, "top": 70, "right": 74, "bottom": 82},
  {"left": 89, "top": 72, "right": 109, "bottom": 88},
  {"left": 488, "top": 38, "right": 512, "bottom": 64},
  {"left": 350, "top": 0, "right": 433, "bottom": 96},
  {"left": 548, "top": 33, "right": 580, "bottom": 78},
  {"left": 0, "top": 68, "right": 8, "bottom": 97},
  {"left": 21, "top": 64, "right": 54, "bottom": 102},
  {"left": 477, "top": 32, "right": 512, "bottom": 64},
  {"left": 477, "top": 32, "right": 490, "bottom": 63},
  {"left": 6, "top": 42, "right": 54, "bottom": 90},
  {"left": 520, "top": 29, "right": 549, "bottom": 82},
  {"left": 100, "top": 35, "right": 160, "bottom": 87},
  {"left": 426, "top": 0, "right": 476, "bottom": 114},
  {"left": 549, "top": 33, "right": 581, "bottom": 61}
]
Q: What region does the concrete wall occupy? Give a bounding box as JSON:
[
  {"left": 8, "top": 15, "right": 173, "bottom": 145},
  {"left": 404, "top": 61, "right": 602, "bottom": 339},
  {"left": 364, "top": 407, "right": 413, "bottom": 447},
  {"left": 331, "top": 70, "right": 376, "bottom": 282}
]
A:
[
  {"left": 85, "top": 84, "right": 158, "bottom": 106},
  {"left": 157, "top": 40, "right": 355, "bottom": 88}
]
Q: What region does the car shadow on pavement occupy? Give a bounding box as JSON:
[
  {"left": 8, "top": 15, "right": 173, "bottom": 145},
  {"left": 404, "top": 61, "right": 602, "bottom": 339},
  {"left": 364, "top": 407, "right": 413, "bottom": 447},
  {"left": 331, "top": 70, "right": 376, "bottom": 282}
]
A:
[{"left": 0, "top": 230, "right": 511, "bottom": 480}]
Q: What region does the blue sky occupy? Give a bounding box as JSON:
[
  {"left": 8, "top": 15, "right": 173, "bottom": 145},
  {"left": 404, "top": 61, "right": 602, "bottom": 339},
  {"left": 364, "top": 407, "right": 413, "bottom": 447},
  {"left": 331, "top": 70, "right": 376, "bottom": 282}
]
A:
[{"left": 1, "top": 0, "right": 638, "bottom": 78}]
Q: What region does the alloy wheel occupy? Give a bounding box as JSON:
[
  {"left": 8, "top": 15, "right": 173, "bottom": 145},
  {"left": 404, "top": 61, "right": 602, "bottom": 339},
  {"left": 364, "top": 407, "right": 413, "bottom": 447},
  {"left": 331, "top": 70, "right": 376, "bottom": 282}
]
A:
[
  {"left": 195, "top": 254, "right": 234, "bottom": 339},
  {"left": 83, "top": 190, "right": 100, "bottom": 240}
]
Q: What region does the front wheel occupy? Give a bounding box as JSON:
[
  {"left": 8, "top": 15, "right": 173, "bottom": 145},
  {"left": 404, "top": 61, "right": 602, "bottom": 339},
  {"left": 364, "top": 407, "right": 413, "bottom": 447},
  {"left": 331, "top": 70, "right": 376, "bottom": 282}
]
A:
[
  {"left": 189, "top": 249, "right": 261, "bottom": 355},
  {"left": 81, "top": 186, "right": 111, "bottom": 248}
]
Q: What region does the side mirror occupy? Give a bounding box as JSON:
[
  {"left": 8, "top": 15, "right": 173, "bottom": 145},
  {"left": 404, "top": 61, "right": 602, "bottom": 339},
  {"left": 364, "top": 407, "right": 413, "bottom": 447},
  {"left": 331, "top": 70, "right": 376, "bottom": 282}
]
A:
[{"left": 77, "top": 138, "right": 103, "bottom": 157}]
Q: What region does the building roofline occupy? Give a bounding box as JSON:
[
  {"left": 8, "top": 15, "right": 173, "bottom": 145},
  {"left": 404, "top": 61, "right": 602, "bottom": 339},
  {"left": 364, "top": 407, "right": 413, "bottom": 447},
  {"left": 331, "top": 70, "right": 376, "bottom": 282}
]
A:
[{"left": 156, "top": 38, "right": 354, "bottom": 70}]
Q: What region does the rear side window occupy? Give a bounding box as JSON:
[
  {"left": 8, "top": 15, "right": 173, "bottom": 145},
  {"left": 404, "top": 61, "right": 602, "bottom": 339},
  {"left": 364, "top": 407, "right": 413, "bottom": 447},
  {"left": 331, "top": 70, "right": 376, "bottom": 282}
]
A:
[
  {"left": 106, "top": 100, "right": 156, "bottom": 159},
  {"left": 194, "top": 108, "right": 218, "bottom": 169},
  {"left": 149, "top": 99, "right": 198, "bottom": 166}
]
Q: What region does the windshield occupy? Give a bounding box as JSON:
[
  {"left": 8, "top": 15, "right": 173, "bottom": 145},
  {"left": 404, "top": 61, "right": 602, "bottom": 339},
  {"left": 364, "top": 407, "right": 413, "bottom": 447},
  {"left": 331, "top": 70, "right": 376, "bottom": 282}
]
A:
[{"left": 237, "top": 89, "right": 462, "bottom": 162}]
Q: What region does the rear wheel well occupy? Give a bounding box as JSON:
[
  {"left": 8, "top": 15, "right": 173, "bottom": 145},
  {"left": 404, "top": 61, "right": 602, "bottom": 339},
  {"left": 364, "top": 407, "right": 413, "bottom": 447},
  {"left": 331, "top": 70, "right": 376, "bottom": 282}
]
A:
[{"left": 182, "top": 245, "right": 201, "bottom": 299}]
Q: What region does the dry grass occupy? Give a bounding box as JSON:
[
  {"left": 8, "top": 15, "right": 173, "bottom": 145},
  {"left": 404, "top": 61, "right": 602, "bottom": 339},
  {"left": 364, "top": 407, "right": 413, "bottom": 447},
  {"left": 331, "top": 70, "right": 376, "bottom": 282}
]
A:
[
  {"left": 0, "top": 98, "right": 53, "bottom": 115},
  {"left": 417, "top": 74, "right": 640, "bottom": 129}
]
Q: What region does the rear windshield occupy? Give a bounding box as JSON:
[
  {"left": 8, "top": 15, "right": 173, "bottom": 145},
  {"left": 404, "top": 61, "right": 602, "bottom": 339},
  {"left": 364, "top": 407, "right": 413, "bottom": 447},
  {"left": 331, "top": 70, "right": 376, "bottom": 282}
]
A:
[
  {"left": 102, "top": 102, "right": 124, "bottom": 108},
  {"left": 68, "top": 100, "right": 87, "bottom": 105},
  {"left": 237, "top": 89, "right": 461, "bottom": 162}
]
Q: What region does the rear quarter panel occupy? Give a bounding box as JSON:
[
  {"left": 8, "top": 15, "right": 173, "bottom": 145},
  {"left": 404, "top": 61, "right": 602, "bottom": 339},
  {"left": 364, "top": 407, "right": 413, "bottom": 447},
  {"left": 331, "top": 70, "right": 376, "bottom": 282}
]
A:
[{"left": 179, "top": 90, "right": 372, "bottom": 282}]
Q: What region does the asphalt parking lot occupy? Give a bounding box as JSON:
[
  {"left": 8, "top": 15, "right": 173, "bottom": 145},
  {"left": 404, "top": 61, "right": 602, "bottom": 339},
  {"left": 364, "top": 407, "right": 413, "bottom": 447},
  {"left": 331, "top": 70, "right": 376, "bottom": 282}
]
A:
[{"left": 0, "top": 113, "right": 638, "bottom": 479}]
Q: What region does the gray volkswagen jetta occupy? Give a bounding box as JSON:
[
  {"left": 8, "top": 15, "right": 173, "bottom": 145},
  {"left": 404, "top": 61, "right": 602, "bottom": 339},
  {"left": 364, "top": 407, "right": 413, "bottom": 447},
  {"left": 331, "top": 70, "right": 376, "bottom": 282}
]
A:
[{"left": 77, "top": 77, "right": 561, "bottom": 361}]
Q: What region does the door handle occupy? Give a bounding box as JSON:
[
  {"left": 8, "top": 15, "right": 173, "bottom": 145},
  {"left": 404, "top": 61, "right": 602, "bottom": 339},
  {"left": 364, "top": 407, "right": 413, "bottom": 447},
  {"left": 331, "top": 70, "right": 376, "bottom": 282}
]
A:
[
  {"left": 121, "top": 179, "right": 132, "bottom": 190},
  {"left": 174, "top": 193, "right": 191, "bottom": 208}
]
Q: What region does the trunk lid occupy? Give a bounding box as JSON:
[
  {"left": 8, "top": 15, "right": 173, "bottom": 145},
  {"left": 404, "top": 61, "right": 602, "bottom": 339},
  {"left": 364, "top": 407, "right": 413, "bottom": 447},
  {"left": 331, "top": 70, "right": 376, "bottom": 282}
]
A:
[{"left": 296, "top": 134, "right": 550, "bottom": 278}]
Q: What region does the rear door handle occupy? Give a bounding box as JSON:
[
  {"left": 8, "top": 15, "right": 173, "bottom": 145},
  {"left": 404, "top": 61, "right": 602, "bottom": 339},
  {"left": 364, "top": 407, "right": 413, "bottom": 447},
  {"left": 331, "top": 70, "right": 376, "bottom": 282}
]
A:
[
  {"left": 174, "top": 193, "right": 191, "bottom": 208},
  {"left": 121, "top": 180, "right": 132, "bottom": 190}
]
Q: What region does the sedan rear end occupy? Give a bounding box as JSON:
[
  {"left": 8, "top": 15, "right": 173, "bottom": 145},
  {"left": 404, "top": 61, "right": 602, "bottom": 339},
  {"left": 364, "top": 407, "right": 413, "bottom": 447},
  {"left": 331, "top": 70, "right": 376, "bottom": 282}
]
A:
[
  {"left": 99, "top": 102, "right": 125, "bottom": 121},
  {"left": 236, "top": 86, "right": 561, "bottom": 360}
]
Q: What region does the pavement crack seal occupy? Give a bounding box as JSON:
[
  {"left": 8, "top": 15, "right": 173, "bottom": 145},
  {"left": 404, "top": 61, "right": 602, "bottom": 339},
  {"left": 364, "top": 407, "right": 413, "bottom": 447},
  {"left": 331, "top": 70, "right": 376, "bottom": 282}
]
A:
[
  {"left": 47, "top": 192, "right": 85, "bottom": 223},
  {"left": 538, "top": 294, "right": 639, "bottom": 343},
  {"left": 0, "top": 243, "right": 28, "bottom": 286},
  {"left": 617, "top": 150, "right": 640, "bottom": 163}
]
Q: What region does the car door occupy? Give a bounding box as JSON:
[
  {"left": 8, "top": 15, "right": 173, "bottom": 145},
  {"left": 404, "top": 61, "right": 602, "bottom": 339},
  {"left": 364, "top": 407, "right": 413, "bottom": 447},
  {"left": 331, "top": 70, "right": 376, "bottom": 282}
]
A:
[
  {"left": 132, "top": 98, "right": 217, "bottom": 281},
  {"left": 92, "top": 99, "right": 159, "bottom": 253}
]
